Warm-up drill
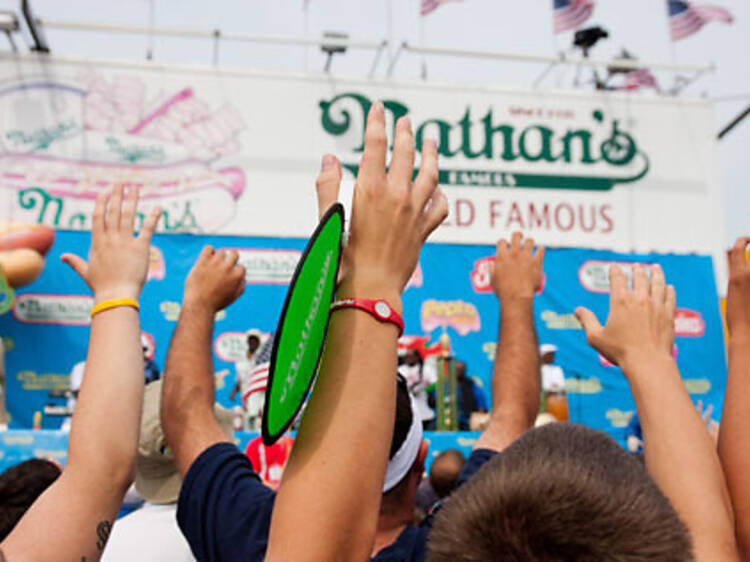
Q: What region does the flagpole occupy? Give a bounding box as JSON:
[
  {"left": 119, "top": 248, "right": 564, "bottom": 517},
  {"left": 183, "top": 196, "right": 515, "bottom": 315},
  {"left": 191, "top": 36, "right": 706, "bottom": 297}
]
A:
[
  {"left": 386, "top": 0, "right": 394, "bottom": 66},
  {"left": 419, "top": 10, "right": 427, "bottom": 79},
  {"left": 304, "top": 0, "right": 310, "bottom": 73},
  {"left": 664, "top": 0, "right": 684, "bottom": 95}
]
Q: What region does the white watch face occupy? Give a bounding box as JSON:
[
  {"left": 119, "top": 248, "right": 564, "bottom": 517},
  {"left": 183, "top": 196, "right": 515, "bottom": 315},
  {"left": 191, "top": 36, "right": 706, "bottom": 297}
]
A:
[{"left": 374, "top": 301, "right": 391, "bottom": 319}]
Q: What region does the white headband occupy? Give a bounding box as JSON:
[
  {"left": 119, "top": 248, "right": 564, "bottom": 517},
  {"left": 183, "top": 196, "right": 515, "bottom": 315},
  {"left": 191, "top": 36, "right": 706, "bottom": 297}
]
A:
[{"left": 383, "top": 391, "right": 423, "bottom": 493}]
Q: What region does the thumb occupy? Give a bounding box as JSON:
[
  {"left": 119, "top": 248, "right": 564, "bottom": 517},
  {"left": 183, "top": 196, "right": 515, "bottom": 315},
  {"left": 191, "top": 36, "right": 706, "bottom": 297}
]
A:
[
  {"left": 316, "top": 154, "right": 342, "bottom": 221},
  {"left": 61, "top": 253, "right": 90, "bottom": 284},
  {"left": 574, "top": 306, "right": 602, "bottom": 338}
]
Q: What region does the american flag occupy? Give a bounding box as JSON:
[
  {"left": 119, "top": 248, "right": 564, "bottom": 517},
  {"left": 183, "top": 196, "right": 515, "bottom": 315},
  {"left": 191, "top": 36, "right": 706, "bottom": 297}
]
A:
[
  {"left": 621, "top": 69, "right": 661, "bottom": 92},
  {"left": 668, "top": 1, "right": 733, "bottom": 41},
  {"left": 553, "top": 0, "right": 595, "bottom": 34},
  {"left": 243, "top": 363, "right": 270, "bottom": 401},
  {"left": 421, "top": 0, "right": 464, "bottom": 17}
]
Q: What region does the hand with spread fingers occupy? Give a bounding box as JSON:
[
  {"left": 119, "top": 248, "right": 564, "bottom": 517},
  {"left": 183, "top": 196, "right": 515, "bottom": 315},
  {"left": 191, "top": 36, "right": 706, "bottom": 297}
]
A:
[
  {"left": 267, "top": 103, "right": 447, "bottom": 562},
  {"left": 0, "top": 186, "right": 164, "bottom": 562},
  {"left": 61, "top": 184, "right": 162, "bottom": 303},
  {"left": 576, "top": 264, "right": 739, "bottom": 562},
  {"left": 184, "top": 246, "right": 247, "bottom": 313},
  {"left": 474, "top": 231, "right": 545, "bottom": 453},
  {"left": 575, "top": 264, "right": 675, "bottom": 370},
  {"left": 336, "top": 104, "right": 448, "bottom": 303},
  {"left": 726, "top": 237, "right": 750, "bottom": 338},
  {"left": 491, "top": 232, "right": 544, "bottom": 302},
  {"left": 719, "top": 237, "right": 750, "bottom": 560}
]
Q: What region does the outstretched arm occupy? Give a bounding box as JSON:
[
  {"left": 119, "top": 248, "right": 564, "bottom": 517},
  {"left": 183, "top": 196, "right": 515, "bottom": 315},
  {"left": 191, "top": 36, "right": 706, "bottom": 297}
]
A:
[
  {"left": 474, "top": 232, "right": 544, "bottom": 452},
  {"left": 576, "top": 265, "right": 737, "bottom": 561},
  {"left": 266, "top": 106, "right": 447, "bottom": 561},
  {"left": 719, "top": 237, "right": 750, "bottom": 559},
  {"left": 1, "top": 186, "right": 160, "bottom": 561},
  {"left": 161, "top": 246, "right": 246, "bottom": 477}
]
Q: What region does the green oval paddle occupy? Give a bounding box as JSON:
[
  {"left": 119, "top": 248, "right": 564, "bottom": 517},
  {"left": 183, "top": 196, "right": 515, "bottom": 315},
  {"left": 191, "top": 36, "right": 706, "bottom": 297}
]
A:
[{"left": 262, "top": 203, "right": 344, "bottom": 445}]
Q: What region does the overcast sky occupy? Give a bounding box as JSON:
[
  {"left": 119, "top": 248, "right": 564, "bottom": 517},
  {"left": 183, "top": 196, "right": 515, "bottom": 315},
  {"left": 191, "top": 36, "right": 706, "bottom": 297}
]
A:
[{"left": 2, "top": 0, "right": 748, "bottom": 245}]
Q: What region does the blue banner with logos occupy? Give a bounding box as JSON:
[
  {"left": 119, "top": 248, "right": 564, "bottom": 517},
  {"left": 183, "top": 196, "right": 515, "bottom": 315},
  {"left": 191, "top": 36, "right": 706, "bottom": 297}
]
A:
[
  {"left": 0, "top": 429, "right": 482, "bottom": 475},
  {"left": 0, "top": 231, "right": 726, "bottom": 447}
]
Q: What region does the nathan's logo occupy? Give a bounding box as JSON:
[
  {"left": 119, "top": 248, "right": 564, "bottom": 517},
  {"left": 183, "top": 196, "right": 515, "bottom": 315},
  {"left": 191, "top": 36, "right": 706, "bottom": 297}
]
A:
[
  {"left": 579, "top": 260, "right": 652, "bottom": 293},
  {"left": 685, "top": 379, "right": 711, "bottom": 394},
  {"left": 319, "top": 92, "right": 650, "bottom": 190},
  {"left": 540, "top": 310, "right": 581, "bottom": 330},
  {"left": 675, "top": 308, "right": 705, "bottom": 337},
  {"left": 421, "top": 299, "right": 481, "bottom": 336},
  {"left": 233, "top": 249, "right": 302, "bottom": 285},
  {"left": 566, "top": 377, "right": 602, "bottom": 394},
  {"left": 606, "top": 409, "right": 634, "bottom": 428},
  {"left": 13, "top": 294, "right": 93, "bottom": 325},
  {"left": 16, "top": 370, "right": 70, "bottom": 391},
  {"left": 470, "top": 256, "right": 546, "bottom": 294}
]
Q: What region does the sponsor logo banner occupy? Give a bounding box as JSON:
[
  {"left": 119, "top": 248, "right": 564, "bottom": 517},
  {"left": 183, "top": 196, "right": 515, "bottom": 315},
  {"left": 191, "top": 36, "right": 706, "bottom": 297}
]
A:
[
  {"left": 421, "top": 299, "right": 481, "bottom": 336},
  {"left": 13, "top": 294, "right": 92, "bottom": 325},
  {"left": 232, "top": 249, "right": 302, "bottom": 285}
]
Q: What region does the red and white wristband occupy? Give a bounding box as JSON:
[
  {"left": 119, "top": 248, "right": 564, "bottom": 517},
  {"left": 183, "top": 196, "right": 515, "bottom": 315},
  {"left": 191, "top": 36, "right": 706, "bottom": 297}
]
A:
[{"left": 330, "top": 298, "right": 404, "bottom": 336}]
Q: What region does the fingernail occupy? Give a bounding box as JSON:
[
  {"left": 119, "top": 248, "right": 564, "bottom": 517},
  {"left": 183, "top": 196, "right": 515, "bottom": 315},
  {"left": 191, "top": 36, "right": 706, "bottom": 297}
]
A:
[
  {"left": 399, "top": 116, "right": 411, "bottom": 129},
  {"left": 425, "top": 138, "right": 438, "bottom": 151},
  {"left": 371, "top": 101, "right": 384, "bottom": 116},
  {"left": 321, "top": 154, "right": 336, "bottom": 170}
]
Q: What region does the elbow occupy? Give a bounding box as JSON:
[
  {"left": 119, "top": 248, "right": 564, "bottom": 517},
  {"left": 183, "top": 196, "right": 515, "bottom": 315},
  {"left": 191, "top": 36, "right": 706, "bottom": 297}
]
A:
[{"left": 111, "top": 457, "right": 137, "bottom": 494}]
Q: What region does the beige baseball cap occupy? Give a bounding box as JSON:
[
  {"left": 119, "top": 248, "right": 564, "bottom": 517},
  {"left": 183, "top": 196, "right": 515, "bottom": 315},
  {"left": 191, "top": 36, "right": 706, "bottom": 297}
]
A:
[{"left": 135, "top": 379, "right": 234, "bottom": 504}]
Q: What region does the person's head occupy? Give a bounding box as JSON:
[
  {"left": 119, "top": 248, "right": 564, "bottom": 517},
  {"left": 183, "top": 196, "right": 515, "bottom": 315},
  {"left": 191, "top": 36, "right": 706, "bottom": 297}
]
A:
[
  {"left": 380, "top": 376, "right": 428, "bottom": 518},
  {"left": 404, "top": 348, "right": 422, "bottom": 368},
  {"left": 429, "top": 449, "right": 466, "bottom": 499},
  {"left": 539, "top": 343, "right": 557, "bottom": 365},
  {"left": 0, "top": 458, "right": 61, "bottom": 540},
  {"left": 428, "top": 423, "right": 693, "bottom": 562},
  {"left": 138, "top": 380, "right": 233, "bottom": 504},
  {"left": 246, "top": 332, "right": 261, "bottom": 356},
  {"left": 454, "top": 361, "right": 467, "bottom": 381}
]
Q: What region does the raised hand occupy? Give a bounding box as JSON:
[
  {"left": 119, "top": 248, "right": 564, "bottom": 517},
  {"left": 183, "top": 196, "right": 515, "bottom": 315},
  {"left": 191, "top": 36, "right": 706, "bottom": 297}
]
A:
[
  {"left": 727, "top": 237, "right": 750, "bottom": 339},
  {"left": 575, "top": 264, "right": 675, "bottom": 369},
  {"left": 315, "top": 153, "right": 342, "bottom": 221},
  {"left": 491, "top": 232, "right": 544, "bottom": 301},
  {"left": 61, "top": 185, "right": 161, "bottom": 302},
  {"left": 183, "top": 246, "right": 246, "bottom": 313},
  {"left": 341, "top": 103, "right": 448, "bottom": 302}
]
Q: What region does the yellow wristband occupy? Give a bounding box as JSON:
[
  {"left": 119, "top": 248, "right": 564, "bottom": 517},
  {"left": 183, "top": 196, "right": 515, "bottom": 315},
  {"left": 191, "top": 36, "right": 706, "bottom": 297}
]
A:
[{"left": 90, "top": 298, "right": 139, "bottom": 318}]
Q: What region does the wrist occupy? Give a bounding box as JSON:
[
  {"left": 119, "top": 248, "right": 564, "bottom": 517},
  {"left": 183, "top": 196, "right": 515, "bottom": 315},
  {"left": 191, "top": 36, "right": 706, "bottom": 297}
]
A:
[
  {"left": 497, "top": 293, "right": 535, "bottom": 307},
  {"left": 181, "top": 296, "right": 218, "bottom": 316},
  {"left": 337, "top": 277, "right": 403, "bottom": 315},
  {"left": 94, "top": 286, "right": 141, "bottom": 305},
  {"left": 729, "top": 326, "right": 750, "bottom": 343},
  {"left": 619, "top": 348, "right": 676, "bottom": 380}
]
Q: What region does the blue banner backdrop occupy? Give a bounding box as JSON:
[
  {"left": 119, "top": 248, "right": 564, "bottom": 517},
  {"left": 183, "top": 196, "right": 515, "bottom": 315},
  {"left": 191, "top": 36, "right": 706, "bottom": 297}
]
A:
[{"left": 0, "top": 231, "right": 726, "bottom": 449}]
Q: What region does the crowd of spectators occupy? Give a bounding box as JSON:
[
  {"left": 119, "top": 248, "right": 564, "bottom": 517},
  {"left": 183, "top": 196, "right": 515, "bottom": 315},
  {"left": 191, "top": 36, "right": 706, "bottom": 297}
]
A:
[{"left": 0, "top": 104, "right": 749, "bottom": 561}]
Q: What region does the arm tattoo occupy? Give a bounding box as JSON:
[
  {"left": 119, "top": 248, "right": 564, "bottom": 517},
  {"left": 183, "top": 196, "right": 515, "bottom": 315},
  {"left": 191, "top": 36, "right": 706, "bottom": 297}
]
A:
[{"left": 96, "top": 520, "right": 112, "bottom": 551}]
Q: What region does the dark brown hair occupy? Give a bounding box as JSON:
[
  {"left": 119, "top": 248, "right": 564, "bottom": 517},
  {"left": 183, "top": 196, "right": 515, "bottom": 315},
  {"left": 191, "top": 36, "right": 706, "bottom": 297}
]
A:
[
  {"left": 428, "top": 423, "right": 693, "bottom": 562},
  {"left": 430, "top": 449, "right": 466, "bottom": 499},
  {"left": 0, "top": 459, "right": 61, "bottom": 540}
]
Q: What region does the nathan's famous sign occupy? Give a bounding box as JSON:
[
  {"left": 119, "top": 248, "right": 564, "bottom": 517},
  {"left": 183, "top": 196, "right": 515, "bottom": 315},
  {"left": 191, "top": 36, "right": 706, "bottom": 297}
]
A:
[{"left": 319, "top": 92, "right": 649, "bottom": 191}]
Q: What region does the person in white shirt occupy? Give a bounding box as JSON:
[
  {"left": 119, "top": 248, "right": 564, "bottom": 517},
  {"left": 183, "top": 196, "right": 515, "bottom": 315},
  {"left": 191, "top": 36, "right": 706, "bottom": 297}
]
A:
[
  {"left": 103, "top": 379, "right": 233, "bottom": 562},
  {"left": 399, "top": 348, "right": 437, "bottom": 428},
  {"left": 539, "top": 344, "right": 565, "bottom": 392},
  {"left": 229, "top": 330, "right": 263, "bottom": 428},
  {"left": 539, "top": 344, "right": 569, "bottom": 421},
  {"left": 61, "top": 360, "right": 87, "bottom": 431}
]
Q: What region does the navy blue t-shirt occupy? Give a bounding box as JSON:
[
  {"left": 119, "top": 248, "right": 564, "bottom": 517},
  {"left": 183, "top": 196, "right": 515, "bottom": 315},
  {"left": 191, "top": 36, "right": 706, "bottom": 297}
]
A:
[{"left": 177, "top": 443, "right": 496, "bottom": 562}]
